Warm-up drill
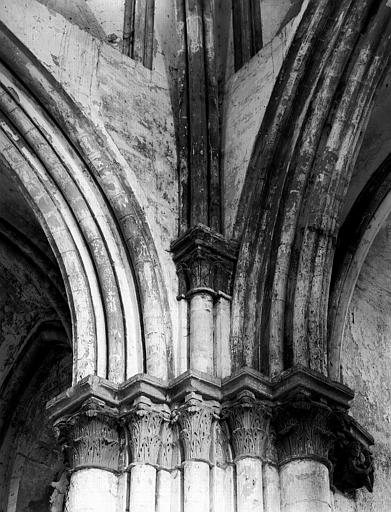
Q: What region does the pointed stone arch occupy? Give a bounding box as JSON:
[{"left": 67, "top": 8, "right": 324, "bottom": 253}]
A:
[
  {"left": 230, "top": 0, "right": 391, "bottom": 376},
  {"left": 0, "top": 22, "right": 173, "bottom": 383}
]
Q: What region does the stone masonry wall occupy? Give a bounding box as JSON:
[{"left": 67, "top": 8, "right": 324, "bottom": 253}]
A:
[{"left": 339, "top": 216, "right": 391, "bottom": 511}]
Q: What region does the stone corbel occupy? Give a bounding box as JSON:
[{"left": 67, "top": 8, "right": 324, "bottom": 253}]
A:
[
  {"left": 122, "top": 396, "right": 170, "bottom": 466},
  {"left": 222, "top": 390, "right": 271, "bottom": 461},
  {"left": 329, "top": 413, "right": 374, "bottom": 493},
  {"left": 53, "top": 397, "right": 120, "bottom": 472},
  {"left": 173, "top": 392, "right": 220, "bottom": 463}
]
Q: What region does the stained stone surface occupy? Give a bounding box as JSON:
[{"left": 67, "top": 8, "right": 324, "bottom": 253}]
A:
[
  {"left": 341, "top": 216, "right": 391, "bottom": 511},
  {"left": 0, "top": 0, "right": 391, "bottom": 511}
]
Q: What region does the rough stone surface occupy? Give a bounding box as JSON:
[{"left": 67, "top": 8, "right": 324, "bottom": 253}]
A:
[
  {"left": 222, "top": 6, "right": 306, "bottom": 236},
  {"left": 0, "top": 1, "right": 391, "bottom": 511},
  {"left": 340, "top": 217, "right": 391, "bottom": 511},
  {"left": 261, "top": 0, "right": 304, "bottom": 45},
  {"left": 0, "top": 266, "right": 54, "bottom": 387},
  {"left": 0, "top": 0, "right": 179, "bottom": 347}
]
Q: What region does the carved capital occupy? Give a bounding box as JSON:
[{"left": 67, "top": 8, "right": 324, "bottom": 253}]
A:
[
  {"left": 122, "top": 396, "right": 169, "bottom": 465},
  {"left": 171, "top": 224, "right": 238, "bottom": 295},
  {"left": 158, "top": 419, "right": 176, "bottom": 469},
  {"left": 329, "top": 413, "right": 374, "bottom": 493},
  {"left": 54, "top": 397, "right": 120, "bottom": 472},
  {"left": 274, "top": 393, "right": 334, "bottom": 467},
  {"left": 174, "top": 392, "right": 219, "bottom": 462},
  {"left": 214, "top": 421, "right": 232, "bottom": 465},
  {"left": 223, "top": 391, "right": 271, "bottom": 460}
]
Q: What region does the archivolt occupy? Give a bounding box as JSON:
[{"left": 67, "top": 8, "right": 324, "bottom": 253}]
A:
[
  {"left": 231, "top": 0, "right": 391, "bottom": 377},
  {"left": 0, "top": 23, "right": 172, "bottom": 382}
]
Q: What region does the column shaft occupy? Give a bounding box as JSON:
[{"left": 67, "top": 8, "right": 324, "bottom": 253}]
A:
[
  {"left": 156, "top": 468, "right": 171, "bottom": 512},
  {"left": 129, "top": 464, "right": 156, "bottom": 512},
  {"left": 215, "top": 295, "right": 231, "bottom": 378},
  {"left": 189, "top": 292, "right": 214, "bottom": 373},
  {"left": 65, "top": 469, "right": 118, "bottom": 512},
  {"left": 211, "top": 465, "right": 235, "bottom": 512},
  {"left": 263, "top": 464, "right": 281, "bottom": 512},
  {"left": 183, "top": 460, "right": 210, "bottom": 512},
  {"left": 170, "top": 469, "right": 184, "bottom": 512},
  {"left": 280, "top": 460, "right": 331, "bottom": 512},
  {"left": 236, "top": 458, "right": 263, "bottom": 512}
]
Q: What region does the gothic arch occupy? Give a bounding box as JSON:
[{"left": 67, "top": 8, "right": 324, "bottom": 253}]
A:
[
  {"left": 230, "top": 0, "right": 391, "bottom": 377},
  {"left": 0, "top": 23, "right": 173, "bottom": 383}
]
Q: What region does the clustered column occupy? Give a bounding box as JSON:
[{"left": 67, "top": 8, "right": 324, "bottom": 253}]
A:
[
  {"left": 171, "top": 225, "right": 237, "bottom": 377},
  {"left": 49, "top": 371, "right": 375, "bottom": 511}
]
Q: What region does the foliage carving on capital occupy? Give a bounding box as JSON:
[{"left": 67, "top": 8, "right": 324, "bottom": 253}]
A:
[
  {"left": 123, "top": 396, "right": 169, "bottom": 465},
  {"left": 53, "top": 397, "right": 120, "bottom": 471},
  {"left": 174, "top": 392, "right": 219, "bottom": 462},
  {"left": 159, "top": 418, "right": 176, "bottom": 469},
  {"left": 176, "top": 254, "right": 234, "bottom": 295},
  {"left": 214, "top": 421, "right": 232, "bottom": 465},
  {"left": 171, "top": 225, "right": 238, "bottom": 295},
  {"left": 223, "top": 391, "right": 271, "bottom": 459},
  {"left": 274, "top": 393, "right": 334, "bottom": 466}
]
